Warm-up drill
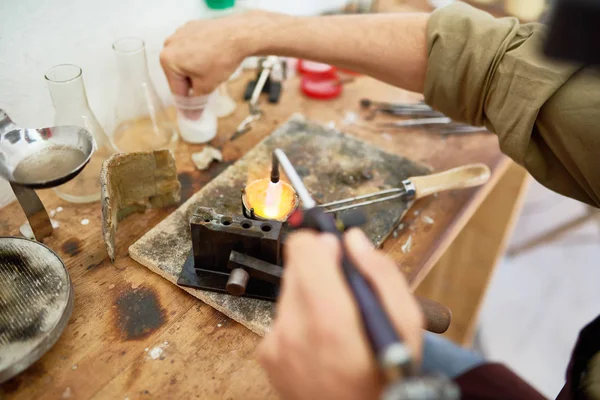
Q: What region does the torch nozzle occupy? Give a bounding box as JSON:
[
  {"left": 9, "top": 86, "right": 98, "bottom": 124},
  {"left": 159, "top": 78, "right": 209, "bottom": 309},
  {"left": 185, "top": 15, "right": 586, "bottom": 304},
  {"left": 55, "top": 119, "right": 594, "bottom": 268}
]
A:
[{"left": 271, "top": 152, "right": 280, "bottom": 183}]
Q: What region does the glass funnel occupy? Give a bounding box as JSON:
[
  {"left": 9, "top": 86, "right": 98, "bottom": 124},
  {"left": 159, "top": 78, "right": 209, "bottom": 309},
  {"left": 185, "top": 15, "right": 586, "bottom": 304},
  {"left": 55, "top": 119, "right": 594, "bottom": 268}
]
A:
[
  {"left": 45, "top": 64, "right": 116, "bottom": 203},
  {"left": 111, "top": 38, "right": 178, "bottom": 153}
]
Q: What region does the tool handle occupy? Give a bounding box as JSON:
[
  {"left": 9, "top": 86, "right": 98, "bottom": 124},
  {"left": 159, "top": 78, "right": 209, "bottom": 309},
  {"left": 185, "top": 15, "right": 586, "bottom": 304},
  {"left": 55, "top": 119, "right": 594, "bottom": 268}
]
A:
[
  {"left": 298, "top": 208, "right": 409, "bottom": 372},
  {"left": 410, "top": 163, "right": 491, "bottom": 200},
  {"left": 416, "top": 297, "right": 452, "bottom": 334}
]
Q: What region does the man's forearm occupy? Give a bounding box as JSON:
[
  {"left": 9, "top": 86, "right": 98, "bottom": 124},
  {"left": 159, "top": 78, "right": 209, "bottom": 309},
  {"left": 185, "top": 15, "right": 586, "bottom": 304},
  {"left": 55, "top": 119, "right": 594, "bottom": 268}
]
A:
[{"left": 243, "top": 11, "right": 430, "bottom": 94}]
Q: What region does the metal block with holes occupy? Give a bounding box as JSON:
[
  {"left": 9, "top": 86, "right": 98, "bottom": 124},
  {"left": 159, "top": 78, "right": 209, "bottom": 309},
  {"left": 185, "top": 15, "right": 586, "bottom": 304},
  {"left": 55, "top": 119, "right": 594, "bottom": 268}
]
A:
[{"left": 177, "top": 206, "right": 284, "bottom": 301}]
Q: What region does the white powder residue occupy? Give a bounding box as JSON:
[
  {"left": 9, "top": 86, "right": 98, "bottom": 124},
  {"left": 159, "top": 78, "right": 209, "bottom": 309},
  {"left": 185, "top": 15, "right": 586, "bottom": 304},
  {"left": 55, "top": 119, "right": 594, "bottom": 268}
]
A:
[
  {"left": 80, "top": 219, "right": 89, "bottom": 225},
  {"left": 149, "top": 347, "right": 163, "bottom": 360},
  {"left": 422, "top": 215, "right": 434, "bottom": 225},
  {"left": 343, "top": 111, "right": 358, "bottom": 125},
  {"left": 50, "top": 209, "right": 57, "bottom": 218},
  {"left": 382, "top": 132, "right": 393, "bottom": 141},
  {"left": 191, "top": 146, "right": 222, "bottom": 171},
  {"left": 413, "top": 210, "right": 421, "bottom": 216},
  {"left": 56, "top": 206, "right": 64, "bottom": 212},
  {"left": 62, "top": 387, "right": 72, "bottom": 399},
  {"left": 217, "top": 324, "right": 222, "bottom": 328},
  {"left": 147, "top": 341, "right": 169, "bottom": 360},
  {"left": 401, "top": 235, "right": 413, "bottom": 254},
  {"left": 72, "top": 364, "right": 78, "bottom": 370},
  {"left": 51, "top": 219, "right": 60, "bottom": 228},
  {"left": 326, "top": 121, "right": 336, "bottom": 130}
]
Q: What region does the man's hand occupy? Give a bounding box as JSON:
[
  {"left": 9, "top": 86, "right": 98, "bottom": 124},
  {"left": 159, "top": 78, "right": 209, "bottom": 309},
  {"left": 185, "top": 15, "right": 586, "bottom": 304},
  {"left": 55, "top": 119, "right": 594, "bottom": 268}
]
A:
[
  {"left": 160, "top": 11, "right": 429, "bottom": 97},
  {"left": 257, "top": 228, "right": 424, "bottom": 400},
  {"left": 160, "top": 11, "right": 280, "bottom": 96}
]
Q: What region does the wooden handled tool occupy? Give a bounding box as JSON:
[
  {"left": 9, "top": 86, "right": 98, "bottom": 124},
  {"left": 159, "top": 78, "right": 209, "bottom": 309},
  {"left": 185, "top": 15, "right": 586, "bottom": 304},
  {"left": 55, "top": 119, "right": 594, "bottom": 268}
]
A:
[
  {"left": 410, "top": 163, "right": 491, "bottom": 200},
  {"left": 416, "top": 296, "right": 452, "bottom": 334},
  {"left": 319, "top": 163, "right": 491, "bottom": 213}
]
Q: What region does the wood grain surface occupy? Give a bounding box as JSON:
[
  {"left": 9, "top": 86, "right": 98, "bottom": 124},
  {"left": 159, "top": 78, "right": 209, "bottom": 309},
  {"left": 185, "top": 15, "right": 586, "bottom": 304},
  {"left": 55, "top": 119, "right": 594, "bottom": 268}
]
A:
[{"left": 0, "top": 2, "right": 518, "bottom": 398}]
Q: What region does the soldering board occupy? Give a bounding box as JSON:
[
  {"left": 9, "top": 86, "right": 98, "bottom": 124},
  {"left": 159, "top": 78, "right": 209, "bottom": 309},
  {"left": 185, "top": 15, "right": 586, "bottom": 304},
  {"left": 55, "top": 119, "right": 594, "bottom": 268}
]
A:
[{"left": 129, "top": 114, "right": 430, "bottom": 336}]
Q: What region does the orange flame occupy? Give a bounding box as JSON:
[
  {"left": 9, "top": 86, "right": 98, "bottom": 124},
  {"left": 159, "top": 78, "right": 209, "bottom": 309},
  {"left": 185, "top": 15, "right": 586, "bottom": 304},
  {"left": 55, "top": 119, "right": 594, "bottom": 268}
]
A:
[{"left": 244, "top": 178, "right": 297, "bottom": 221}]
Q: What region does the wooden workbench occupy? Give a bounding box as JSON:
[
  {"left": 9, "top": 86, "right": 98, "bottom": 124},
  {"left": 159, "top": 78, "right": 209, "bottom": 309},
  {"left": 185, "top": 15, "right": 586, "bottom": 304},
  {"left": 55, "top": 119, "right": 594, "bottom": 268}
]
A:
[{"left": 0, "top": 3, "right": 529, "bottom": 399}]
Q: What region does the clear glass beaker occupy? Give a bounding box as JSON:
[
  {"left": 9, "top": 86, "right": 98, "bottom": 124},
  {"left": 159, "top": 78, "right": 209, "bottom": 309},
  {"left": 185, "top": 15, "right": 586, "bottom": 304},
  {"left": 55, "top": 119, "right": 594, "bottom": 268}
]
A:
[
  {"left": 45, "top": 64, "right": 116, "bottom": 203},
  {"left": 111, "top": 37, "right": 178, "bottom": 153}
]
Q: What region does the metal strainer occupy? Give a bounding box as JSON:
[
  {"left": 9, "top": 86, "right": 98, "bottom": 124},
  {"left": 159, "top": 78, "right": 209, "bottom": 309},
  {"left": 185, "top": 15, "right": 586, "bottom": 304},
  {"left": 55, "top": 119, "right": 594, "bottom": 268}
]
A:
[{"left": 0, "top": 236, "right": 73, "bottom": 383}]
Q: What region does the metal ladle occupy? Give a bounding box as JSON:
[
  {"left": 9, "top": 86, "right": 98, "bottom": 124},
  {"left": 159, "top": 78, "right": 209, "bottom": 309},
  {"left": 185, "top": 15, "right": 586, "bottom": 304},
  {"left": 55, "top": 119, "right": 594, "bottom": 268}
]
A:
[{"left": 0, "top": 109, "right": 95, "bottom": 241}]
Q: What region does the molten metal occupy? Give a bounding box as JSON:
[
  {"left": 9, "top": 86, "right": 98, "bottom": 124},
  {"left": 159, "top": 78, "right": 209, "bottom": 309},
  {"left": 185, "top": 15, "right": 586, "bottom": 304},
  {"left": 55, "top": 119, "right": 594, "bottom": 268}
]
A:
[{"left": 242, "top": 178, "right": 298, "bottom": 221}]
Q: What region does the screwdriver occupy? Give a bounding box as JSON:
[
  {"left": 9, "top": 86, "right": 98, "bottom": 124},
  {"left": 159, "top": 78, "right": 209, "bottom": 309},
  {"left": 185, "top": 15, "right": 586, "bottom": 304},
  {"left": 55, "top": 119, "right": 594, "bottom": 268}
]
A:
[{"left": 274, "top": 148, "right": 414, "bottom": 381}]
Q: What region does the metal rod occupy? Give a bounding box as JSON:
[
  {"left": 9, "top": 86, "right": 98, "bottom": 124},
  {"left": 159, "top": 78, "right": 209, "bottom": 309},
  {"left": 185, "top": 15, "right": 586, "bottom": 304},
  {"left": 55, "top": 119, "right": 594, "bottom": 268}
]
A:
[
  {"left": 440, "top": 125, "right": 488, "bottom": 135},
  {"left": 317, "top": 188, "right": 408, "bottom": 213},
  {"left": 323, "top": 193, "right": 406, "bottom": 214},
  {"left": 270, "top": 152, "right": 280, "bottom": 183},
  {"left": 250, "top": 65, "right": 271, "bottom": 108},
  {"left": 273, "top": 149, "right": 316, "bottom": 209},
  {"left": 10, "top": 182, "right": 53, "bottom": 241},
  {"left": 377, "top": 117, "right": 452, "bottom": 128}
]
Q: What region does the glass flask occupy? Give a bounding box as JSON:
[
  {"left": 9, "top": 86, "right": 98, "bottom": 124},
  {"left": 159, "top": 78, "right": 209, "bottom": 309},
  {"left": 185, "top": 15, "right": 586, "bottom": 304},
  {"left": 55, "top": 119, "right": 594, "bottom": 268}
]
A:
[
  {"left": 111, "top": 37, "right": 178, "bottom": 153},
  {"left": 45, "top": 64, "right": 116, "bottom": 203}
]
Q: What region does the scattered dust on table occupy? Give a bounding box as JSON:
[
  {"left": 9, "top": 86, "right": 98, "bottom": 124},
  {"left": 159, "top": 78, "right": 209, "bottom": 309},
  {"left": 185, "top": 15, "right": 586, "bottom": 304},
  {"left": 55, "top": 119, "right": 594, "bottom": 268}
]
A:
[
  {"left": 382, "top": 132, "right": 392, "bottom": 141},
  {"left": 191, "top": 146, "right": 222, "bottom": 171},
  {"left": 71, "top": 364, "right": 77, "bottom": 370},
  {"left": 401, "top": 235, "right": 413, "bottom": 254},
  {"left": 80, "top": 219, "right": 89, "bottom": 226},
  {"left": 343, "top": 111, "right": 358, "bottom": 125},
  {"left": 56, "top": 206, "right": 64, "bottom": 213},
  {"left": 62, "top": 387, "right": 72, "bottom": 399},
  {"left": 148, "top": 347, "right": 163, "bottom": 360},
  {"left": 422, "top": 215, "right": 434, "bottom": 224},
  {"left": 148, "top": 341, "right": 169, "bottom": 360}
]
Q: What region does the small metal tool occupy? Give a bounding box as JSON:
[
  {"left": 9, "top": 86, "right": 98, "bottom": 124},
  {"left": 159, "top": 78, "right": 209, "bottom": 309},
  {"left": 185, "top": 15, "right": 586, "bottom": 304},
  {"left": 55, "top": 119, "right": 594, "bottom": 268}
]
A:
[
  {"left": 231, "top": 110, "right": 263, "bottom": 141},
  {"left": 319, "top": 164, "right": 491, "bottom": 214},
  {"left": 440, "top": 125, "right": 488, "bottom": 136},
  {"left": 360, "top": 99, "right": 430, "bottom": 110},
  {"left": 361, "top": 99, "right": 444, "bottom": 120},
  {"left": 232, "top": 56, "right": 281, "bottom": 141},
  {"left": 0, "top": 109, "right": 95, "bottom": 240},
  {"left": 376, "top": 117, "right": 453, "bottom": 128}
]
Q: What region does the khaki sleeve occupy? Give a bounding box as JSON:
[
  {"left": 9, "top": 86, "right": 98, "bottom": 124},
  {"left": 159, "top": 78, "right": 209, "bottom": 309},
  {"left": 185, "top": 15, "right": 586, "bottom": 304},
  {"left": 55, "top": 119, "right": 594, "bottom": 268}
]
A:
[{"left": 424, "top": 2, "right": 600, "bottom": 207}]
